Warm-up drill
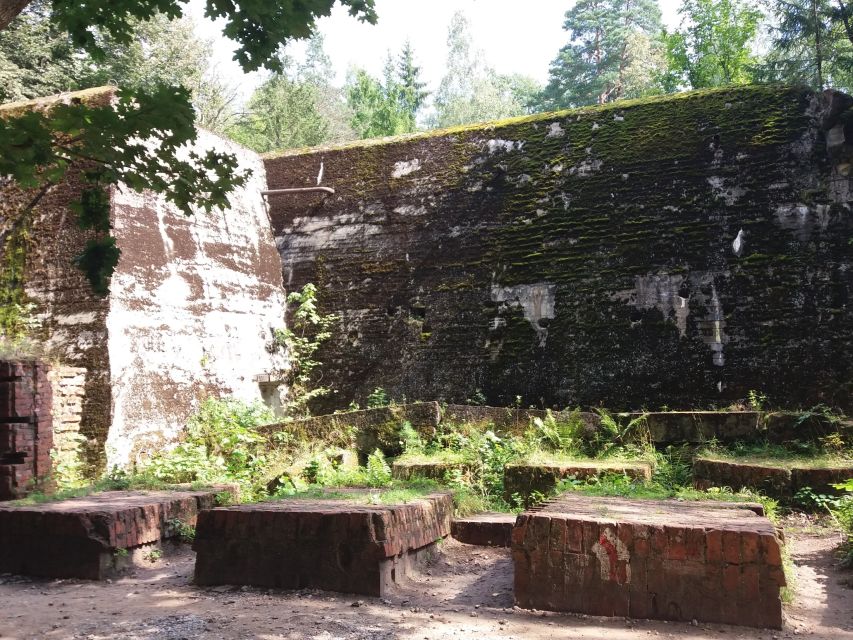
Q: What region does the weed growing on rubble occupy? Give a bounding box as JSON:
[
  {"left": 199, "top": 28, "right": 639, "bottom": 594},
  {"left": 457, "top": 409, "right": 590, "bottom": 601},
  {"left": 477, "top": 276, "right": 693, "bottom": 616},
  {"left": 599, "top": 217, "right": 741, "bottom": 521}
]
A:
[
  {"left": 136, "top": 397, "right": 275, "bottom": 500},
  {"left": 831, "top": 480, "right": 853, "bottom": 568},
  {"left": 271, "top": 283, "right": 338, "bottom": 418}
]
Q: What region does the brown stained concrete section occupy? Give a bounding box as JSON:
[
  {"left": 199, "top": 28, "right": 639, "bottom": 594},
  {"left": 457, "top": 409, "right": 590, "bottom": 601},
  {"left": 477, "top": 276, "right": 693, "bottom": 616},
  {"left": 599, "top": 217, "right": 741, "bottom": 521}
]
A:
[{"left": 513, "top": 493, "right": 785, "bottom": 628}]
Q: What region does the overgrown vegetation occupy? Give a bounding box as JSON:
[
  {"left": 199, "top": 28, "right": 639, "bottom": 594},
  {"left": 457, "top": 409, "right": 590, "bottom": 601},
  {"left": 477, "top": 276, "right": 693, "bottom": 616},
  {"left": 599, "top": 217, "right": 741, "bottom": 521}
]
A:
[
  {"left": 696, "top": 434, "right": 853, "bottom": 468},
  {"left": 271, "top": 283, "right": 337, "bottom": 418},
  {"left": 832, "top": 479, "right": 853, "bottom": 568}
]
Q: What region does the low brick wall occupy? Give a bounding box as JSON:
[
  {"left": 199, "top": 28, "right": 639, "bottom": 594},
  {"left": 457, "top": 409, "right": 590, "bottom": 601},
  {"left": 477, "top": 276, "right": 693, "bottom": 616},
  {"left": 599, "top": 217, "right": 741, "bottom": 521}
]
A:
[
  {"left": 694, "top": 457, "right": 853, "bottom": 499},
  {"left": 512, "top": 493, "right": 785, "bottom": 628},
  {"left": 0, "top": 360, "right": 53, "bottom": 500},
  {"left": 0, "top": 488, "right": 230, "bottom": 579},
  {"left": 451, "top": 512, "right": 515, "bottom": 547},
  {"left": 193, "top": 492, "right": 453, "bottom": 596},
  {"left": 504, "top": 461, "right": 653, "bottom": 505}
]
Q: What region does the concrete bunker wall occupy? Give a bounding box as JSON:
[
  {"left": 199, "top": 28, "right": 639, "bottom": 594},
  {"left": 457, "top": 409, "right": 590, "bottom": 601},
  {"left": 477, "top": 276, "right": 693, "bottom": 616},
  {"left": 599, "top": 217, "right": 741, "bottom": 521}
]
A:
[
  {"left": 265, "top": 86, "right": 853, "bottom": 412},
  {"left": 105, "top": 131, "right": 287, "bottom": 469},
  {"left": 1, "top": 89, "right": 288, "bottom": 473}
]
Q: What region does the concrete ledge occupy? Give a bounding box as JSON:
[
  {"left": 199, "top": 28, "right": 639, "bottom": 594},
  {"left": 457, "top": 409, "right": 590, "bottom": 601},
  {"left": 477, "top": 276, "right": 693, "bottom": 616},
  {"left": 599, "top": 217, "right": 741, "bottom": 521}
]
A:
[
  {"left": 624, "top": 412, "right": 762, "bottom": 444},
  {"left": 512, "top": 493, "right": 785, "bottom": 628},
  {"left": 451, "top": 512, "right": 515, "bottom": 547},
  {"left": 193, "top": 492, "right": 453, "bottom": 596},
  {"left": 504, "top": 461, "right": 653, "bottom": 505},
  {"left": 441, "top": 405, "right": 600, "bottom": 436},
  {"left": 391, "top": 460, "right": 465, "bottom": 481},
  {"left": 260, "top": 402, "right": 442, "bottom": 459},
  {"left": 694, "top": 457, "right": 853, "bottom": 499},
  {"left": 0, "top": 488, "right": 230, "bottom": 579}
]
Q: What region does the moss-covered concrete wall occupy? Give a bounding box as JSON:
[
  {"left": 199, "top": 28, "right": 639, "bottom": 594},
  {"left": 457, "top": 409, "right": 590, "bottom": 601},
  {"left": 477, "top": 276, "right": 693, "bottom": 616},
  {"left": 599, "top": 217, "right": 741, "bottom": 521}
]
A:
[{"left": 269, "top": 86, "right": 853, "bottom": 412}]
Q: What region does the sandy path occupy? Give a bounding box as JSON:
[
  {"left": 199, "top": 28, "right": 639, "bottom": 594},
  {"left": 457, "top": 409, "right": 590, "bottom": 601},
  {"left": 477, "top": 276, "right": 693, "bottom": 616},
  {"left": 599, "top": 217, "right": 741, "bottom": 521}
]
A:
[{"left": 0, "top": 519, "right": 851, "bottom": 640}]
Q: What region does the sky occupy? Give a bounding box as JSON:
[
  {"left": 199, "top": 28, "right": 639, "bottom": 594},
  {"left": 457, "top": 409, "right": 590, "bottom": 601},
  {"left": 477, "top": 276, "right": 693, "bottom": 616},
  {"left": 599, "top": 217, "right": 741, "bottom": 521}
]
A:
[{"left": 188, "top": 0, "right": 683, "bottom": 102}]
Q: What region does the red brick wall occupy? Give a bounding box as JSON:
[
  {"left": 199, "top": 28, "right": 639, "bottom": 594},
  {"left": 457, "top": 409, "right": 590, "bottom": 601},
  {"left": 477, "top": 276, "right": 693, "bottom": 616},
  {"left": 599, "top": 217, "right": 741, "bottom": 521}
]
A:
[{"left": 0, "top": 360, "right": 53, "bottom": 500}]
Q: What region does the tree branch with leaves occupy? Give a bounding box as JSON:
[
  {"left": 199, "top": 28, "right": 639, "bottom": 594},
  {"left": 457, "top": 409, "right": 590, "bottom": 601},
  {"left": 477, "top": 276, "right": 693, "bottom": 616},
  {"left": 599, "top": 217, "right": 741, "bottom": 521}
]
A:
[{"left": 0, "top": 0, "right": 377, "bottom": 310}]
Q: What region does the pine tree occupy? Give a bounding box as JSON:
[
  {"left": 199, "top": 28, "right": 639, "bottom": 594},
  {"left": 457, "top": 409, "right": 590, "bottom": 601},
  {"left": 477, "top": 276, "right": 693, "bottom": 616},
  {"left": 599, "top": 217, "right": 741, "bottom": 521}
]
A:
[
  {"left": 396, "top": 40, "right": 428, "bottom": 130},
  {"left": 759, "top": 0, "right": 853, "bottom": 89},
  {"left": 346, "top": 42, "right": 428, "bottom": 139},
  {"left": 542, "top": 0, "right": 664, "bottom": 108}
]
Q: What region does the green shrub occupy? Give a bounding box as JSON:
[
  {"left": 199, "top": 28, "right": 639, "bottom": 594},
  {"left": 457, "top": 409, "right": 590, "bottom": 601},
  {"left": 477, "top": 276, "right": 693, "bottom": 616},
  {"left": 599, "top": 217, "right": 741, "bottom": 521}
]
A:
[
  {"left": 399, "top": 421, "right": 424, "bottom": 454},
  {"left": 366, "top": 387, "right": 390, "bottom": 408},
  {"left": 141, "top": 397, "right": 275, "bottom": 499},
  {"left": 364, "top": 449, "right": 392, "bottom": 487}
]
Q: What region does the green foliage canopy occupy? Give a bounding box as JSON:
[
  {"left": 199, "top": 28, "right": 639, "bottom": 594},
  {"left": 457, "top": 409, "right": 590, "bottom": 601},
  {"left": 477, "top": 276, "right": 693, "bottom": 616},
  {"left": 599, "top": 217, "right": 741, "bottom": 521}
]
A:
[
  {"left": 431, "top": 11, "right": 540, "bottom": 127},
  {"left": 541, "top": 0, "right": 664, "bottom": 108},
  {"left": 346, "top": 42, "right": 428, "bottom": 139},
  {"left": 661, "top": 0, "right": 763, "bottom": 90},
  {"left": 0, "top": 0, "right": 376, "bottom": 302}
]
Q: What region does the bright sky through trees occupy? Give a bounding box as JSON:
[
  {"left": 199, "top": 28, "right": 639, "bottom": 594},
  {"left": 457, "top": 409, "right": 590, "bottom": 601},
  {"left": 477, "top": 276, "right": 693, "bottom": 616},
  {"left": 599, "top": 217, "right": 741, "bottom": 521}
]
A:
[{"left": 189, "top": 0, "right": 683, "bottom": 102}]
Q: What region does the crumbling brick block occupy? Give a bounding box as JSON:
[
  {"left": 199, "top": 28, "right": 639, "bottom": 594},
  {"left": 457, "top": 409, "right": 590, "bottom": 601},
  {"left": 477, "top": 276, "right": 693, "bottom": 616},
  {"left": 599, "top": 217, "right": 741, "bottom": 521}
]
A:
[
  {"left": 451, "top": 512, "right": 515, "bottom": 547},
  {"left": 0, "top": 360, "right": 53, "bottom": 500},
  {"left": 193, "top": 492, "right": 453, "bottom": 596},
  {"left": 512, "top": 493, "right": 785, "bottom": 628},
  {"left": 0, "top": 488, "right": 232, "bottom": 579}
]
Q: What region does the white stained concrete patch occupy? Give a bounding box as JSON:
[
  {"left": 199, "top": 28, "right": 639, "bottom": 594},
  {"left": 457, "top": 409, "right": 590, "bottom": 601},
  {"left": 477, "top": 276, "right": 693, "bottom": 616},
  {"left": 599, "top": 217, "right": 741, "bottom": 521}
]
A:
[
  {"left": 732, "top": 228, "right": 746, "bottom": 257},
  {"left": 105, "top": 131, "right": 288, "bottom": 469},
  {"left": 546, "top": 122, "right": 565, "bottom": 138},
  {"left": 615, "top": 273, "right": 690, "bottom": 338},
  {"left": 392, "top": 158, "right": 421, "bottom": 179},
  {"left": 491, "top": 282, "right": 556, "bottom": 347}
]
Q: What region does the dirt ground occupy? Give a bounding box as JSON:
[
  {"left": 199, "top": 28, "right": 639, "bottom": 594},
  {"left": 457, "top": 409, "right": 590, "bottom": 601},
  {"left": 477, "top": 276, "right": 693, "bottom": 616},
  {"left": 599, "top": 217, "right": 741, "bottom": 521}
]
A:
[{"left": 1, "top": 515, "right": 851, "bottom": 640}]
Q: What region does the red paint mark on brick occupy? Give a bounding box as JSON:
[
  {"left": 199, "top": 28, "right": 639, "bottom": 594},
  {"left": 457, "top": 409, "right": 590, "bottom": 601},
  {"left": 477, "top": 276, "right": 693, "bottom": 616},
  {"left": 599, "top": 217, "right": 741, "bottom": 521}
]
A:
[{"left": 599, "top": 532, "right": 619, "bottom": 582}]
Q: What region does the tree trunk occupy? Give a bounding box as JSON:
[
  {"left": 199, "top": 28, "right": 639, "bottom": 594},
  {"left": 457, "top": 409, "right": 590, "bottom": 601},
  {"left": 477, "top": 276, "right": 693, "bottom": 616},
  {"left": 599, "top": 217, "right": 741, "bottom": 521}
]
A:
[
  {"left": 0, "top": 0, "right": 32, "bottom": 31},
  {"left": 813, "top": 0, "right": 824, "bottom": 88},
  {"left": 836, "top": 0, "right": 853, "bottom": 47}
]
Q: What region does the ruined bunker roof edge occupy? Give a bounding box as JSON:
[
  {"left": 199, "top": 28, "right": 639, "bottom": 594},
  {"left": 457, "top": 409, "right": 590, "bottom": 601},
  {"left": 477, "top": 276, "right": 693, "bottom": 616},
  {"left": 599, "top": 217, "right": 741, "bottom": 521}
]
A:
[
  {"left": 0, "top": 85, "right": 116, "bottom": 116},
  {"left": 262, "top": 84, "right": 817, "bottom": 160}
]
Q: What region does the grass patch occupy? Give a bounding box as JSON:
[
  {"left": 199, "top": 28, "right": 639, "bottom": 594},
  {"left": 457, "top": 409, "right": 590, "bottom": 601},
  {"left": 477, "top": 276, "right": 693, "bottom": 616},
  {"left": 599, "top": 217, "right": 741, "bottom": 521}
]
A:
[
  {"left": 10, "top": 473, "right": 214, "bottom": 506},
  {"left": 517, "top": 450, "right": 655, "bottom": 467},
  {"left": 697, "top": 440, "right": 853, "bottom": 469},
  {"left": 557, "top": 473, "right": 780, "bottom": 523},
  {"left": 270, "top": 478, "right": 495, "bottom": 516}
]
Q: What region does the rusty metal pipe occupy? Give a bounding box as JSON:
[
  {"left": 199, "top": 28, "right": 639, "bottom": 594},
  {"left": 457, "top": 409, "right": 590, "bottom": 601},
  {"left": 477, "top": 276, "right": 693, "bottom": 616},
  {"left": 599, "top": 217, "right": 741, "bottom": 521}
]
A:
[{"left": 261, "top": 187, "right": 335, "bottom": 196}]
